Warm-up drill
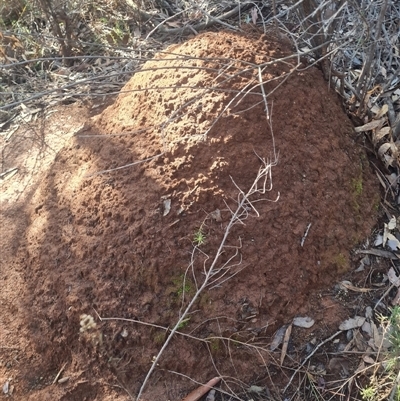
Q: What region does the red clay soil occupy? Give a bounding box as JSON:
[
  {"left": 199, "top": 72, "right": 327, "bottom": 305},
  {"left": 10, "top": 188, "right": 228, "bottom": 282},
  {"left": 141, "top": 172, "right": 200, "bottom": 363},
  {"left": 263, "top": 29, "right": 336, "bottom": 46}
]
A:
[{"left": 1, "top": 29, "right": 379, "bottom": 400}]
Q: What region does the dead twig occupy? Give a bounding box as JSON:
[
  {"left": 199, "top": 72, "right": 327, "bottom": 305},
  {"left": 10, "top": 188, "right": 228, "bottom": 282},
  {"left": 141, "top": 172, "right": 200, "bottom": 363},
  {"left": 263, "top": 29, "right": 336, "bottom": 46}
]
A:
[{"left": 283, "top": 330, "right": 342, "bottom": 393}]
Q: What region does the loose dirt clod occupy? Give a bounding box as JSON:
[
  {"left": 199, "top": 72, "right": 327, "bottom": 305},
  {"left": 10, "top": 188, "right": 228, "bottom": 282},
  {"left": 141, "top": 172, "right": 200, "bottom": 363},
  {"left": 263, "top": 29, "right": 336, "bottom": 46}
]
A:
[{"left": 1, "top": 29, "right": 379, "bottom": 400}]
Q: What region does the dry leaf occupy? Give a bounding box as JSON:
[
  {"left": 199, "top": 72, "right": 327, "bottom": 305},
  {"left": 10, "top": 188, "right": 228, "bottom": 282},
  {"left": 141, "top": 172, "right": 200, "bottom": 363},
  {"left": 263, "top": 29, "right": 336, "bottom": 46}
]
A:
[
  {"left": 365, "top": 306, "right": 373, "bottom": 319},
  {"left": 355, "top": 254, "right": 370, "bottom": 272},
  {"left": 363, "top": 355, "right": 375, "bottom": 364},
  {"left": 375, "top": 234, "right": 383, "bottom": 246},
  {"left": 353, "top": 330, "right": 367, "bottom": 351},
  {"left": 280, "top": 324, "right": 292, "bottom": 365},
  {"left": 354, "top": 360, "right": 366, "bottom": 374},
  {"left": 387, "top": 233, "right": 400, "bottom": 250},
  {"left": 339, "top": 316, "right": 365, "bottom": 330},
  {"left": 328, "top": 358, "right": 349, "bottom": 375},
  {"left": 386, "top": 173, "right": 399, "bottom": 187},
  {"left": 371, "top": 323, "right": 391, "bottom": 351},
  {"left": 378, "top": 142, "right": 396, "bottom": 157},
  {"left": 375, "top": 104, "right": 389, "bottom": 118},
  {"left": 270, "top": 325, "right": 286, "bottom": 351},
  {"left": 205, "top": 389, "right": 215, "bottom": 401},
  {"left": 339, "top": 281, "right": 371, "bottom": 293},
  {"left": 378, "top": 142, "right": 398, "bottom": 167},
  {"left": 293, "top": 316, "right": 315, "bottom": 328},
  {"left": 388, "top": 216, "right": 397, "bottom": 230},
  {"left": 355, "top": 118, "right": 385, "bottom": 132},
  {"left": 362, "top": 321, "right": 372, "bottom": 336},
  {"left": 355, "top": 249, "right": 398, "bottom": 259},
  {"left": 388, "top": 267, "right": 400, "bottom": 287},
  {"left": 392, "top": 288, "right": 400, "bottom": 305},
  {"left": 383, "top": 222, "right": 390, "bottom": 247},
  {"left": 371, "top": 104, "right": 381, "bottom": 114},
  {"left": 370, "top": 323, "right": 380, "bottom": 351},
  {"left": 373, "top": 126, "right": 391, "bottom": 143}
]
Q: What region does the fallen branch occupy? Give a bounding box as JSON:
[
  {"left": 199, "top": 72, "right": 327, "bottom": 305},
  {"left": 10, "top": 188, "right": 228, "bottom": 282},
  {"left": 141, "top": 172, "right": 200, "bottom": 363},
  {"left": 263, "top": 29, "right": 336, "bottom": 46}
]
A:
[{"left": 181, "top": 376, "right": 221, "bottom": 401}]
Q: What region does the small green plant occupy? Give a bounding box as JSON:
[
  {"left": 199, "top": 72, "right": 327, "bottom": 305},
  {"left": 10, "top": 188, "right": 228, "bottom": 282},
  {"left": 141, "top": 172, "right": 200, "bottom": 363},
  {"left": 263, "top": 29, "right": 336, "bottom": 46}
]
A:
[
  {"left": 193, "top": 227, "right": 206, "bottom": 246},
  {"left": 333, "top": 252, "right": 348, "bottom": 273},
  {"left": 350, "top": 168, "right": 364, "bottom": 214},
  {"left": 352, "top": 176, "right": 363, "bottom": 197},
  {"left": 359, "top": 306, "right": 400, "bottom": 401},
  {"left": 171, "top": 274, "right": 194, "bottom": 300},
  {"left": 152, "top": 332, "right": 165, "bottom": 345},
  {"left": 177, "top": 317, "right": 190, "bottom": 330},
  {"left": 177, "top": 279, "right": 191, "bottom": 298},
  {"left": 360, "top": 385, "right": 377, "bottom": 401},
  {"left": 305, "top": 372, "right": 324, "bottom": 401},
  {"left": 210, "top": 338, "right": 220, "bottom": 351},
  {"left": 389, "top": 306, "right": 400, "bottom": 352}
]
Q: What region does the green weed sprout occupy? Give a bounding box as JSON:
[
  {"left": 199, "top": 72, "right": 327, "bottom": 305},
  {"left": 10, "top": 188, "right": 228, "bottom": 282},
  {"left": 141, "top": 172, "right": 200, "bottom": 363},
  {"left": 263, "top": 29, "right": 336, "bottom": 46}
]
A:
[
  {"left": 360, "top": 385, "right": 377, "bottom": 401},
  {"left": 193, "top": 227, "right": 206, "bottom": 246},
  {"left": 177, "top": 317, "right": 191, "bottom": 330},
  {"left": 360, "top": 306, "right": 400, "bottom": 401}
]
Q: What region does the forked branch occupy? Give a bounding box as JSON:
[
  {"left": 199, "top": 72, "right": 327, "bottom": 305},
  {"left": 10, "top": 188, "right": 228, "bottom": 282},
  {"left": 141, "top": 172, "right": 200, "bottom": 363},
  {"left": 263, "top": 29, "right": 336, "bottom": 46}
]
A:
[{"left": 136, "top": 147, "right": 279, "bottom": 400}]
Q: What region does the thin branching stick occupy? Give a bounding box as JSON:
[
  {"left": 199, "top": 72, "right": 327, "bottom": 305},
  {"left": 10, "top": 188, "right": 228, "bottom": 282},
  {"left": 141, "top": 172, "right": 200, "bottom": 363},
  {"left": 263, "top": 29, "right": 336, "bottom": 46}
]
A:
[{"left": 135, "top": 97, "right": 279, "bottom": 398}]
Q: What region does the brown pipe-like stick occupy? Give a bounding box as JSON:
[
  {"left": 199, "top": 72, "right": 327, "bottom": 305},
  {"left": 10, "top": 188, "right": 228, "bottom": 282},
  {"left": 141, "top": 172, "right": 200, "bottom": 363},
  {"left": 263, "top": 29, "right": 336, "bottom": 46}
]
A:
[{"left": 181, "top": 377, "right": 221, "bottom": 401}]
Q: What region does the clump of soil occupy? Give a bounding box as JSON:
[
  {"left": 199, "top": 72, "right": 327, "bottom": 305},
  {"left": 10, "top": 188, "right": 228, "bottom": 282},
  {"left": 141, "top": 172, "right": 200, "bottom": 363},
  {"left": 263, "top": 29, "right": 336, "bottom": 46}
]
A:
[{"left": 1, "top": 30, "right": 378, "bottom": 400}]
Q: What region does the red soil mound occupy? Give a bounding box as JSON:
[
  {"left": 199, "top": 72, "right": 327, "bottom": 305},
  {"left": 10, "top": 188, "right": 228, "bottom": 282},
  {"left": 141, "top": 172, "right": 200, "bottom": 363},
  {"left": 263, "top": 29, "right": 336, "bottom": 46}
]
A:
[{"left": 2, "top": 30, "right": 378, "bottom": 400}]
